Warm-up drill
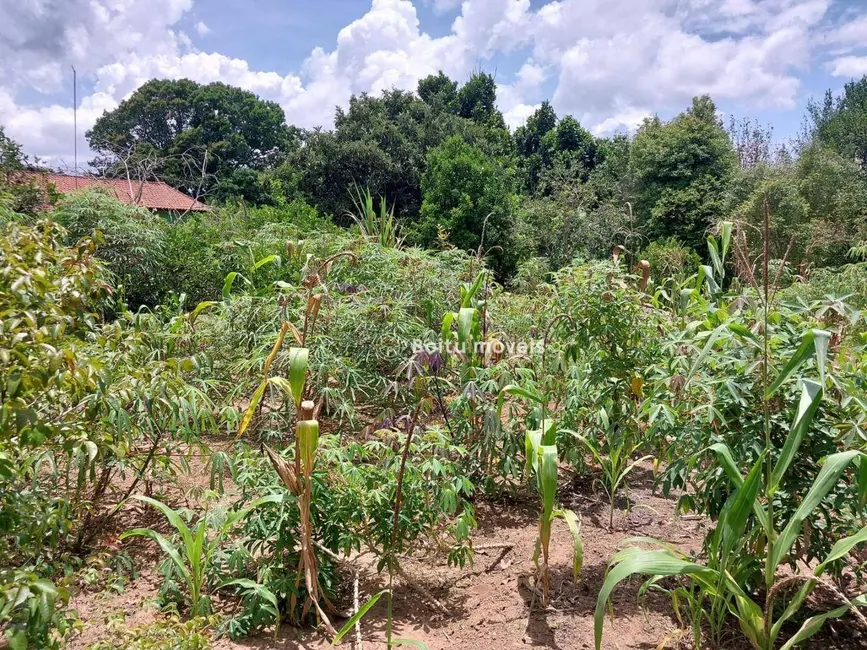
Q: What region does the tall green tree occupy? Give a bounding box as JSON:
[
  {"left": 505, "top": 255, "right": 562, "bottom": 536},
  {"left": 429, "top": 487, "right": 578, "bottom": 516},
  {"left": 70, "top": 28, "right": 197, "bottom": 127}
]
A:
[
  {"left": 291, "top": 78, "right": 511, "bottom": 223},
  {"left": 515, "top": 101, "right": 557, "bottom": 193},
  {"left": 418, "top": 71, "right": 458, "bottom": 111},
  {"left": 419, "top": 135, "right": 517, "bottom": 276},
  {"left": 631, "top": 95, "right": 737, "bottom": 251},
  {"left": 87, "top": 79, "right": 295, "bottom": 202},
  {"left": 455, "top": 71, "right": 505, "bottom": 128},
  {"left": 806, "top": 76, "right": 867, "bottom": 167}
]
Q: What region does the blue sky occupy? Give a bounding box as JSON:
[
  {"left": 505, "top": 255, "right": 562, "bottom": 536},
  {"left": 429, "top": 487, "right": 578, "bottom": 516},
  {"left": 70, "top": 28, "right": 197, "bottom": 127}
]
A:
[{"left": 2, "top": 0, "right": 867, "bottom": 167}]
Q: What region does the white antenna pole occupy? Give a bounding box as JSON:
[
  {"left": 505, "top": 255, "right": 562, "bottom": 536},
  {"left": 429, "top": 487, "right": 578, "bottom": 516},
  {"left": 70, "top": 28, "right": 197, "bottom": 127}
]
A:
[{"left": 72, "top": 66, "right": 78, "bottom": 187}]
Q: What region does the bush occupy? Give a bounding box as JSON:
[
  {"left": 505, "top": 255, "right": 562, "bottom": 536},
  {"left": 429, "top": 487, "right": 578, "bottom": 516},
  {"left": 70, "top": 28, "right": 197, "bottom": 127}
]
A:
[
  {"left": 641, "top": 237, "right": 701, "bottom": 285},
  {"left": 86, "top": 615, "right": 217, "bottom": 650},
  {"left": 52, "top": 189, "right": 167, "bottom": 309}
]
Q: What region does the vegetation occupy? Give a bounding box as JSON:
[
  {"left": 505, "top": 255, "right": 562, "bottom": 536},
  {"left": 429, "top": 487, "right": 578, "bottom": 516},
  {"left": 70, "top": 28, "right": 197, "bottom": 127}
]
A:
[{"left": 4, "top": 70, "right": 867, "bottom": 650}]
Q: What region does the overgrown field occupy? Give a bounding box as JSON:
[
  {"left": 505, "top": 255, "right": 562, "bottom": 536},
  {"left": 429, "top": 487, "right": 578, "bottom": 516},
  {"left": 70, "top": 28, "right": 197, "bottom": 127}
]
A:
[{"left": 3, "top": 186, "right": 867, "bottom": 650}]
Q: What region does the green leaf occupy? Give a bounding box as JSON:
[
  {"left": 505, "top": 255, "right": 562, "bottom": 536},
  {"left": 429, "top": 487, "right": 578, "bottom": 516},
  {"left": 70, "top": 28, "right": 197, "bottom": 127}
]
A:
[
  {"left": 553, "top": 508, "right": 583, "bottom": 581},
  {"left": 7, "top": 629, "right": 27, "bottom": 650},
  {"left": 500, "top": 384, "right": 545, "bottom": 405},
  {"left": 719, "top": 454, "right": 764, "bottom": 559},
  {"left": 120, "top": 527, "right": 192, "bottom": 587},
  {"left": 457, "top": 307, "right": 477, "bottom": 351},
  {"left": 686, "top": 324, "right": 728, "bottom": 385},
  {"left": 332, "top": 590, "right": 387, "bottom": 645},
  {"left": 770, "top": 380, "right": 823, "bottom": 495},
  {"left": 222, "top": 271, "right": 250, "bottom": 300},
  {"left": 594, "top": 550, "right": 717, "bottom": 650},
  {"left": 539, "top": 445, "right": 559, "bottom": 523},
  {"left": 393, "top": 640, "right": 431, "bottom": 649},
  {"left": 771, "top": 450, "right": 863, "bottom": 576},
  {"left": 816, "top": 525, "right": 867, "bottom": 576},
  {"left": 765, "top": 329, "right": 831, "bottom": 399},
  {"left": 252, "top": 254, "right": 281, "bottom": 271},
  {"left": 288, "top": 347, "right": 309, "bottom": 408},
  {"left": 778, "top": 596, "right": 867, "bottom": 650},
  {"left": 707, "top": 443, "right": 772, "bottom": 535}
]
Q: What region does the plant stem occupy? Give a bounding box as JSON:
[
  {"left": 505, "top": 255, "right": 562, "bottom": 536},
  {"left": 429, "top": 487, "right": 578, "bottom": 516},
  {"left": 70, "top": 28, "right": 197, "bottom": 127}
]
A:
[{"left": 762, "top": 198, "right": 775, "bottom": 592}]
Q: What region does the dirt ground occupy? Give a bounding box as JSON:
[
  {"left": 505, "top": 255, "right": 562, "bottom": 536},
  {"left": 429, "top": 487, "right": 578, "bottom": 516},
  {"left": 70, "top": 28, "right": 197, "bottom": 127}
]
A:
[{"left": 65, "top": 459, "right": 728, "bottom": 650}]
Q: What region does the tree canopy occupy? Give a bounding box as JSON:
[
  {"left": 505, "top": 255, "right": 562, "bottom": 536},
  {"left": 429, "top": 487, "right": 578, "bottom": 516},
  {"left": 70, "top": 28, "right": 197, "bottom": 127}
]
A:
[{"left": 87, "top": 78, "right": 295, "bottom": 202}]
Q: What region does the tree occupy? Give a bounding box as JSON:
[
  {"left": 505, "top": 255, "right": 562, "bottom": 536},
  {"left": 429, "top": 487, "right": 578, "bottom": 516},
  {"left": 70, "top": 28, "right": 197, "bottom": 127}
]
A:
[
  {"left": 631, "top": 95, "right": 737, "bottom": 252},
  {"left": 0, "top": 127, "right": 47, "bottom": 216},
  {"left": 87, "top": 79, "right": 295, "bottom": 201},
  {"left": 419, "top": 135, "right": 517, "bottom": 277},
  {"left": 806, "top": 76, "right": 867, "bottom": 167},
  {"left": 418, "top": 71, "right": 458, "bottom": 111},
  {"left": 292, "top": 80, "right": 512, "bottom": 224},
  {"left": 727, "top": 116, "right": 774, "bottom": 169},
  {"left": 455, "top": 71, "right": 505, "bottom": 128},
  {"left": 515, "top": 102, "right": 557, "bottom": 193}
]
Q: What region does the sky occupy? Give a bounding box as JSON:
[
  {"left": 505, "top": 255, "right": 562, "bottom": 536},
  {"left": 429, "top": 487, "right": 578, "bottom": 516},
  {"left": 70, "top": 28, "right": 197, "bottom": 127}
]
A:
[{"left": 1, "top": 0, "right": 867, "bottom": 169}]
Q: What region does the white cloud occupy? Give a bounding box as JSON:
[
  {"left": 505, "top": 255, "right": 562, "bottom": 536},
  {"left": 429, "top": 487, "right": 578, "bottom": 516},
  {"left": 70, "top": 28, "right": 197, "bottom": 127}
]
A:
[
  {"left": 195, "top": 21, "right": 211, "bottom": 36},
  {"left": 0, "top": 0, "right": 863, "bottom": 164},
  {"left": 828, "top": 55, "right": 867, "bottom": 78},
  {"left": 0, "top": 0, "right": 194, "bottom": 91}
]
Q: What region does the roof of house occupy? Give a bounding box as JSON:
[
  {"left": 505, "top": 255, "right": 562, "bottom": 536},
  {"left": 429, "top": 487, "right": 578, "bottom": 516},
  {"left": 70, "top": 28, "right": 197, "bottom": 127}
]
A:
[{"left": 12, "top": 172, "right": 210, "bottom": 212}]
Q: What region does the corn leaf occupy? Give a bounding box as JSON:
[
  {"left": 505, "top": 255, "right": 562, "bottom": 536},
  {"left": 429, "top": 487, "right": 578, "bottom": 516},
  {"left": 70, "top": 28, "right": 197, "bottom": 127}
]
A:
[
  {"left": 594, "top": 551, "right": 717, "bottom": 650},
  {"left": 236, "top": 378, "right": 268, "bottom": 438},
  {"left": 765, "top": 329, "right": 831, "bottom": 399},
  {"left": 707, "top": 442, "right": 772, "bottom": 534},
  {"left": 778, "top": 595, "right": 867, "bottom": 650},
  {"left": 457, "top": 307, "right": 476, "bottom": 351},
  {"left": 720, "top": 454, "right": 764, "bottom": 559},
  {"left": 771, "top": 450, "right": 862, "bottom": 576},
  {"left": 298, "top": 420, "right": 320, "bottom": 473},
  {"left": 553, "top": 508, "right": 583, "bottom": 580},
  {"left": 263, "top": 321, "right": 289, "bottom": 377},
  {"left": 288, "top": 347, "right": 309, "bottom": 407},
  {"left": 222, "top": 271, "right": 249, "bottom": 301},
  {"left": 540, "top": 445, "right": 558, "bottom": 522},
  {"left": 770, "top": 380, "right": 823, "bottom": 495},
  {"left": 816, "top": 525, "right": 867, "bottom": 576},
  {"left": 332, "top": 590, "right": 387, "bottom": 645}
]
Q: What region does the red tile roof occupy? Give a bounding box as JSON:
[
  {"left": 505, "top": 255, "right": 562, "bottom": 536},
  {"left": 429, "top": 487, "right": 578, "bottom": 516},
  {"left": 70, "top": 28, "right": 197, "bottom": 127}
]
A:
[{"left": 12, "top": 172, "right": 209, "bottom": 212}]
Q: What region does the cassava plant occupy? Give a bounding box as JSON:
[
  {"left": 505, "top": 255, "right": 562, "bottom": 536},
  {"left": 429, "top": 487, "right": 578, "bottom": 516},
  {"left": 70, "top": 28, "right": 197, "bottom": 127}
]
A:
[{"left": 595, "top": 211, "right": 867, "bottom": 650}]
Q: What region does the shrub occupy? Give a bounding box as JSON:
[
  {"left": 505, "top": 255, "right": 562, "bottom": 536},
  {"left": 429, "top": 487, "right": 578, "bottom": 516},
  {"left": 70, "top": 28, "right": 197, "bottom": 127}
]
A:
[
  {"left": 52, "top": 188, "right": 167, "bottom": 308},
  {"left": 86, "top": 614, "right": 217, "bottom": 650}
]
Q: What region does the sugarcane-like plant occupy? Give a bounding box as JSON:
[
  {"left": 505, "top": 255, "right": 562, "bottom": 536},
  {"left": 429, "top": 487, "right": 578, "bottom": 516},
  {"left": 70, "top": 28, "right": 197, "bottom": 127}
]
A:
[
  {"left": 120, "top": 493, "right": 282, "bottom": 618},
  {"left": 594, "top": 324, "right": 867, "bottom": 650},
  {"left": 525, "top": 420, "right": 583, "bottom": 608}
]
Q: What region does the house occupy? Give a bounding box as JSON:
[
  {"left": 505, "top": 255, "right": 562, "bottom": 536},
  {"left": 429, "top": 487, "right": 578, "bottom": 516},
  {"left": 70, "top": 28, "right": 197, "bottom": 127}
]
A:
[{"left": 11, "top": 172, "right": 209, "bottom": 213}]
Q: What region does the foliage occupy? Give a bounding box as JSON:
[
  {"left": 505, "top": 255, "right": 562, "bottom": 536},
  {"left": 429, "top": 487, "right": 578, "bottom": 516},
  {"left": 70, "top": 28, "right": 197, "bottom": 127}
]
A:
[
  {"left": 641, "top": 237, "right": 701, "bottom": 287},
  {"left": 87, "top": 78, "right": 295, "bottom": 201},
  {"left": 1, "top": 570, "right": 76, "bottom": 650},
  {"left": 806, "top": 75, "right": 867, "bottom": 167},
  {"left": 631, "top": 96, "right": 737, "bottom": 251},
  {"left": 347, "top": 185, "right": 403, "bottom": 248},
  {"left": 86, "top": 614, "right": 218, "bottom": 650},
  {"left": 52, "top": 189, "right": 167, "bottom": 308},
  {"left": 419, "top": 135, "right": 518, "bottom": 276},
  {"left": 120, "top": 494, "right": 282, "bottom": 617}
]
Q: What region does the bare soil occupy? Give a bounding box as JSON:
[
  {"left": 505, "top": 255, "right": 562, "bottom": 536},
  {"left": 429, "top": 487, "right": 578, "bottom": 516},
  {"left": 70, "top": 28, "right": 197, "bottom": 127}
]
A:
[{"left": 65, "top": 461, "right": 725, "bottom": 650}]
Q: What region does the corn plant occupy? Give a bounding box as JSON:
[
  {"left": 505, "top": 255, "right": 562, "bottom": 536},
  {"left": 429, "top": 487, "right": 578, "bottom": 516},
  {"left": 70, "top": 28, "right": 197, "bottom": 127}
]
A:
[
  {"left": 594, "top": 332, "right": 867, "bottom": 650},
  {"left": 120, "top": 493, "right": 281, "bottom": 617},
  {"left": 525, "top": 423, "right": 583, "bottom": 608}
]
